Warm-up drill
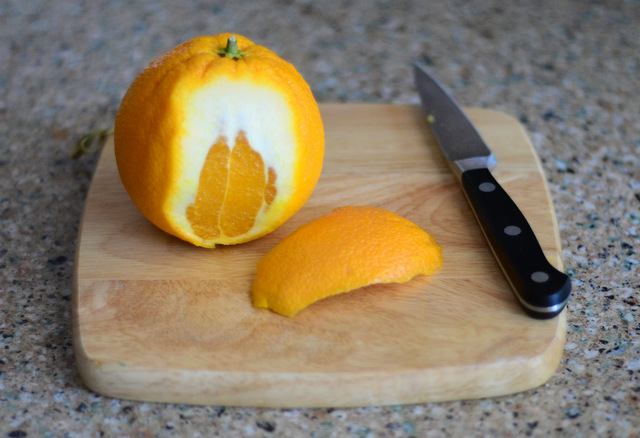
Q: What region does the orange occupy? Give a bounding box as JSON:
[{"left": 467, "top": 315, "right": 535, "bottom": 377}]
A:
[
  {"left": 252, "top": 206, "right": 443, "bottom": 317},
  {"left": 114, "top": 34, "right": 324, "bottom": 247}
]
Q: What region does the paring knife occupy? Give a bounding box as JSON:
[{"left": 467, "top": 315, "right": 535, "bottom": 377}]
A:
[{"left": 413, "top": 62, "right": 571, "bottom": 319}]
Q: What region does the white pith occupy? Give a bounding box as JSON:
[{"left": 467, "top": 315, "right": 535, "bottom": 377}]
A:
[{"left": 169, "top": 78, "right": 296, "bottom": 239}]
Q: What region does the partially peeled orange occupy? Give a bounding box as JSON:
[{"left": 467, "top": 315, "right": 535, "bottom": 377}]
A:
[{"left": 114, "top": 33, "right": 324, "bottom": 247}]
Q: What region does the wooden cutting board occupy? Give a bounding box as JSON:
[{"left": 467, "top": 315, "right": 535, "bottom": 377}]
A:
[{"left": 72, "top": 104, "right": 567, "bottom": 408}]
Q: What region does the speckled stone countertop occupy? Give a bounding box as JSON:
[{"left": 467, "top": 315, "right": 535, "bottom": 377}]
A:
[{"left": 2, "top": 0, "right": 639, "bottom": 436}]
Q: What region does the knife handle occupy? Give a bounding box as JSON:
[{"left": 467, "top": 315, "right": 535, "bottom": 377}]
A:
[{"left": 460, "top": 168, "right": 571, "bottom": 319}]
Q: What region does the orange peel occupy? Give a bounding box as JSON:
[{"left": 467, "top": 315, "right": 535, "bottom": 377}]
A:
[{"left": 252, "top": 206, "right": 443, "bottom": 317}]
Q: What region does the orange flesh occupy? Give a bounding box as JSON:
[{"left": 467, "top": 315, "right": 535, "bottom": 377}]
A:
[{"left": 186, "top": 131, "right": 278, "bottom": 239}]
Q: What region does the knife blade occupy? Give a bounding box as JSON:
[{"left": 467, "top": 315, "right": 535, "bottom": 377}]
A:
[{"left": 413, "top": 62, "right": 571, "bottom": 319}]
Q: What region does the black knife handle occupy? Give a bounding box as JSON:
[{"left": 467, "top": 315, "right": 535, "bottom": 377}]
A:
[{"left": 460, "top": 168, "right": 571, "bottom": 319}]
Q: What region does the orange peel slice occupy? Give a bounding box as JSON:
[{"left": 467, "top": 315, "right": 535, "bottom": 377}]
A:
[{"left": 252, "top": 206, "right": 443, "bottom": 317}]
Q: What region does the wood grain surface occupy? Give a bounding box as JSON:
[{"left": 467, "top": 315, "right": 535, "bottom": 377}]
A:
[{"left": 72, "top": 104, "right": 567, "bottom": 407}]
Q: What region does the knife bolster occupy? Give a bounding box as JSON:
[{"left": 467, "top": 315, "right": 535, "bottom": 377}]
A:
[{"left": 451, "top": 155, "right": 498, "bottom": 179}]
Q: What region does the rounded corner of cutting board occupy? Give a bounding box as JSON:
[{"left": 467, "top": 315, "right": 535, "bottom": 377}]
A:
[
  {"left": 73, "top": 103, "right": 568, "bottom": 407},
  {"left": 73, "top": 351, "right": 108, "bottom": 397}
]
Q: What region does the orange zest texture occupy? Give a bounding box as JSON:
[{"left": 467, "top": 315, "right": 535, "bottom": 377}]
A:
[
  {"left": 114, "top": 34, "right": 324, "bottom": 247},
  {"left": 252, "top": 206, "right": 444, "bottom": 317}
]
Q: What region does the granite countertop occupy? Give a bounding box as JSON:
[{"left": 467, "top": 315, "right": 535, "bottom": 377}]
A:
[{"left": 1, "top": 0, "right": 639, "bottom": 436}]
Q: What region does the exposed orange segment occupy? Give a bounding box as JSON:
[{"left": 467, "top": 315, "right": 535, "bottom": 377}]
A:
[
  {"left": 185, "top": 138, "right": 230, "bottom": 240},
  {"left": 220, "top": 132, "right": 267, "bottom": 238},
  {"left": 252, "top": 206, "right": 443, "bottom": 317},
  {"left": 264, "top": 167, "right": 277, "bottom": 206},
  {"left": 185, "top": 132, "right": 279, "bottom": 240}
]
